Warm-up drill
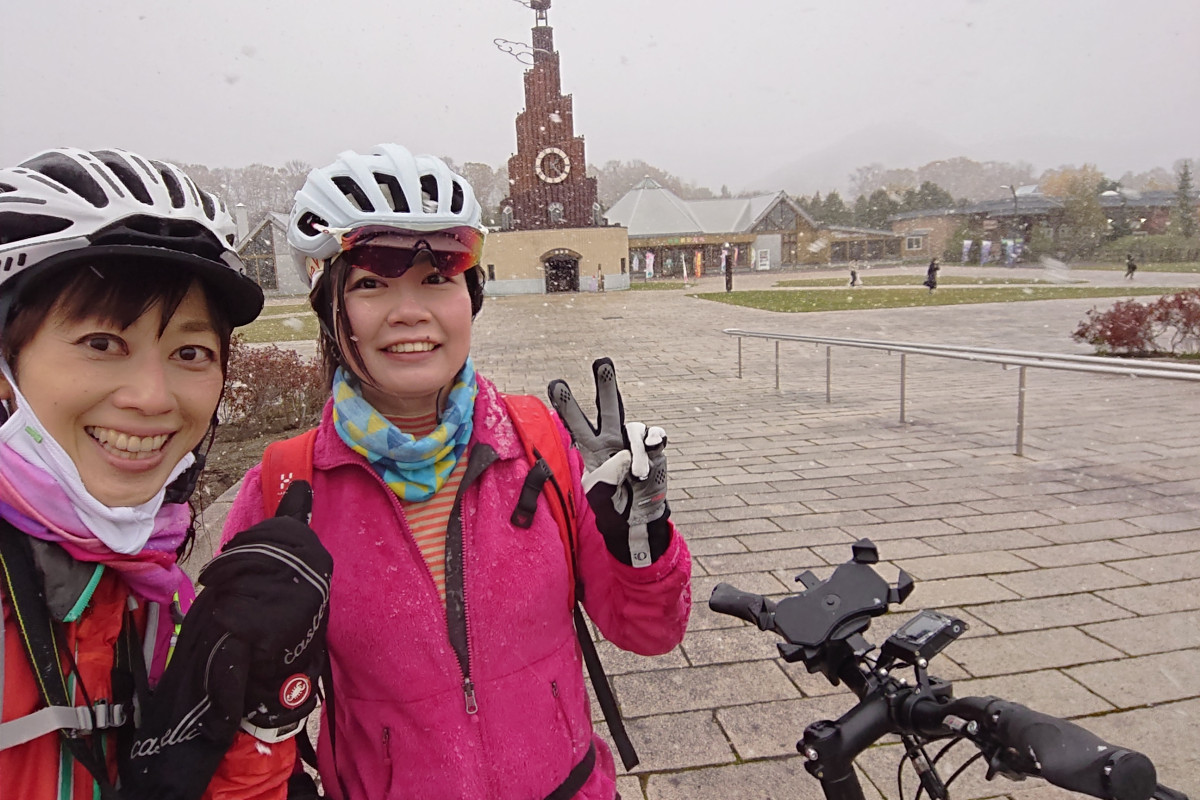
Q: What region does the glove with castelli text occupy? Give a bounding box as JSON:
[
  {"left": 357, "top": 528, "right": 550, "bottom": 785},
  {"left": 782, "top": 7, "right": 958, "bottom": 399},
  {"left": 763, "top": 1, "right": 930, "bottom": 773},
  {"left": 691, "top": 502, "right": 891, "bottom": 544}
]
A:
[
  {"left": 122, "top": 481, "right": 332, "bottom": 800},
  {"left": 548, "top": 358, "right": 670, "bottom": 567}
]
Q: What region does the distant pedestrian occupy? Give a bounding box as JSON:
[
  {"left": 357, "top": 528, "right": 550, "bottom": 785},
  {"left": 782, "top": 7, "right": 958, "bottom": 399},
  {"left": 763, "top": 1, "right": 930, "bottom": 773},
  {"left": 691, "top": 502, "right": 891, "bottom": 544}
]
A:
[
  {"left": 849, "top": 267, "right": 860, "bottom": 287},
  {"left": 1125, "top": 253, "right": 1138, "bottom": 280},
  {"left": 723, "top": 243, "right": 733, "bottom": 292},
  {"left": 923, "top": 257, "right": 940, "bottom": 293},
  {"left": 596, "top": 266, "right": 605, "bottom": 292}
]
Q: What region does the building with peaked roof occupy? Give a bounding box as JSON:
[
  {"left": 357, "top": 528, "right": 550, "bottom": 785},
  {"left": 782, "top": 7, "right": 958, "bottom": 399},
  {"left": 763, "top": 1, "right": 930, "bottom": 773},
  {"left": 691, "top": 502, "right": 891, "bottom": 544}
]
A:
[
  {"left": 236, "top": 212, "right": 309, "bottom": 296},
  {"left": 605, "top": 178, "right": 899, "bottom": 276}
]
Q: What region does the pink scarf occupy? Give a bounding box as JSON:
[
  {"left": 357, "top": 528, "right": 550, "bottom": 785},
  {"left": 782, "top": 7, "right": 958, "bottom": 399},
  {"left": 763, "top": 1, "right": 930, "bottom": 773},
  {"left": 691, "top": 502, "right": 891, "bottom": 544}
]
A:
[{"left": 0, "top": 441, "right": 189, "bottom": 603}]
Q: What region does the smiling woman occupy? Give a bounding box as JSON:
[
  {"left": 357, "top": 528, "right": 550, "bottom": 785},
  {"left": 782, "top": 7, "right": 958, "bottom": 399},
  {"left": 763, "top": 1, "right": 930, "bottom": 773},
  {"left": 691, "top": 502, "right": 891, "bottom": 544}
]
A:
[{"left": 0, "top": 148, "right": 328, "bottom": 800}]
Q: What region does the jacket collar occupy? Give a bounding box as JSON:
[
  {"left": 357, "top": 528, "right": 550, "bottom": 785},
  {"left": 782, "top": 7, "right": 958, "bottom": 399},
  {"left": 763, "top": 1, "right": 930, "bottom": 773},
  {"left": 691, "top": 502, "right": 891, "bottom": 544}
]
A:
[{"left": 311, "top": 372, "right": 526, "bottom": 469}]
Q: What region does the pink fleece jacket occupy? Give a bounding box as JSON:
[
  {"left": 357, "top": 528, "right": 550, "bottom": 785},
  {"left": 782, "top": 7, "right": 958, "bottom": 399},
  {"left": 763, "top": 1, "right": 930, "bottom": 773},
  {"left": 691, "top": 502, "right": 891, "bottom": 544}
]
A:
[{"left": 221, "top": 374, "right": 691, "bottom": 799}]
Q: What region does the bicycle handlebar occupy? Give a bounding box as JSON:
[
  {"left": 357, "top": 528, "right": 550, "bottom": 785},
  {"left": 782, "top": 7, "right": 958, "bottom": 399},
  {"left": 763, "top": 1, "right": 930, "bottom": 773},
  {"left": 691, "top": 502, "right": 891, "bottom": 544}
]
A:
[
  {"left": 923, "top": 696, "right": 1158, "bottom": 800},
  {"left": 706, "top": 538, "right": 1189, "bottom": 800}
]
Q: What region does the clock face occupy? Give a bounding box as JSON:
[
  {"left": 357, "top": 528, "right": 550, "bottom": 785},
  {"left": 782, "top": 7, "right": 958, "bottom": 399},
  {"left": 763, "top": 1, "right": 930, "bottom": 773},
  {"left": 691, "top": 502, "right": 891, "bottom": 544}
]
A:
[{"left": 535, "top": 147, "right": 570, "bottom": 184}]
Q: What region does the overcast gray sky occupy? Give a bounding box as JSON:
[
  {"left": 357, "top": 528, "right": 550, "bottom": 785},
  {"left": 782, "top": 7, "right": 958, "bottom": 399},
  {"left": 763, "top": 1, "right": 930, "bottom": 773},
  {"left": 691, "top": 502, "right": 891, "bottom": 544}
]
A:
[{"left": 3, "top": 0, "right": 1197, "bottom": 193}]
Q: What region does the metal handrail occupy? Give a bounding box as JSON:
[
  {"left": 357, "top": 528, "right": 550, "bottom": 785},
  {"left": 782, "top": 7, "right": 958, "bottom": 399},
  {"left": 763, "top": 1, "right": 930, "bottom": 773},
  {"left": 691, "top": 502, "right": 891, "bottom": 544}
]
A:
[{"left": 723, "top": 329, "right": 1200, "bottom": 456}]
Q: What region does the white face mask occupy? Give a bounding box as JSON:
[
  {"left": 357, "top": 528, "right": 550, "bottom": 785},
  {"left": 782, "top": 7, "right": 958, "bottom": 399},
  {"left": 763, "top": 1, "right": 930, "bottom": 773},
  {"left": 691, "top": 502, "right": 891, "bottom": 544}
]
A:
[{"left": 0, "top": 360, "right": 194, "bottom": 555}]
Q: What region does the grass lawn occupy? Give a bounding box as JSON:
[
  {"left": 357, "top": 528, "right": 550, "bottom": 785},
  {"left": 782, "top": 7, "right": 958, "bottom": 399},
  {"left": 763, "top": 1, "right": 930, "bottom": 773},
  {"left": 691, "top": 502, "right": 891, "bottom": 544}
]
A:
[
  {"left": 260, "top": 302, "right": 312, "bottom": 316},
  {"left": 775, "top": 275, "right": 1069, "bottom": 288},
  {"left": 694, "top": 285, "right": 1177, "bottom": 313},
  {"left": 630, "top": 281, "right": 689, "bottom": 291},
  {"left": 240, "top": 313, "right": 319, "bottom": 342},
  {"left": 951, "top": 261, "right": 1200, "bottom": 273}
]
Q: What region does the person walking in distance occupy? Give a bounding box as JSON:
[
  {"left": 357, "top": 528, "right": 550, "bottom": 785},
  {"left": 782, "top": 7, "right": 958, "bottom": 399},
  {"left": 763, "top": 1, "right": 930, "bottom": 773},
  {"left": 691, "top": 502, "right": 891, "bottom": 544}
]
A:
[
  {"left": 923, "top": 257, "right": 940, "bottom": 293},
  {"left": 1125, "top": 253, "right": 1138, "bottom": 280}
]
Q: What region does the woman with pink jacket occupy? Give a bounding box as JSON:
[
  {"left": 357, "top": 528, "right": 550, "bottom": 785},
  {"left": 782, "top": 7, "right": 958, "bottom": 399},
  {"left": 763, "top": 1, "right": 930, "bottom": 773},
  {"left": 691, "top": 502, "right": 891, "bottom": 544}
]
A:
[{"left": 222, "top": 144, "right": 691, "bottom": 799}]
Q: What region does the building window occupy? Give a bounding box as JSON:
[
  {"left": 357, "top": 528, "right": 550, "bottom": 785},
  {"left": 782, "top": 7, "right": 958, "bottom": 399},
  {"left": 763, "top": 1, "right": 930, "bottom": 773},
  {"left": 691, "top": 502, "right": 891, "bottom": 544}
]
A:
[
  {"left": 905, "top": 236, "right": 924, "bottom": 251},
  {"left": 620, "top": 257, "right": 626, "bottom": 274},
  {"left": 500, "top": 206, "right": 514, "bottom": 231},
  {"left": 548, "top": 202, "right": 564, "bottom": 224},
  {"left": 487, "top": 264, "right": 496, "bottom": 281}
]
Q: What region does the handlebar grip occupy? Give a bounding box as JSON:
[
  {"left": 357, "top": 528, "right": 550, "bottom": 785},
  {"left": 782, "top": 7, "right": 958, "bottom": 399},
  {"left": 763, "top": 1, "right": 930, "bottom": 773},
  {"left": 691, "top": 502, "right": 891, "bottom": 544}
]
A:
[
  {"left": 708, "top": 583, "right": 774, "bottom": 630},
  {"left": 986, "top": 700, "right": 1156, "bottom": 800}
]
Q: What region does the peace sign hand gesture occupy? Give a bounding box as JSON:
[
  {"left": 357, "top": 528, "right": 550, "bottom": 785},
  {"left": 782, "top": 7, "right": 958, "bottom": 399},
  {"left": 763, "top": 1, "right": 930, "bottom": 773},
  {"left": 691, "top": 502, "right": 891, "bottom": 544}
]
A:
[{"left": 548, "top": 358, "right": 670, "bottom": 568}]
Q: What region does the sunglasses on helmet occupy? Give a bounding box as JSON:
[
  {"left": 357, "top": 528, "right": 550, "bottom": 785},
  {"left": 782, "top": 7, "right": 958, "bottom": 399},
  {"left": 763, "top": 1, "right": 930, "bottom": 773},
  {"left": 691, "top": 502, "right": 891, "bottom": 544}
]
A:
[{"left": 337, "top": 225, "right": 484, "bottom": 278}]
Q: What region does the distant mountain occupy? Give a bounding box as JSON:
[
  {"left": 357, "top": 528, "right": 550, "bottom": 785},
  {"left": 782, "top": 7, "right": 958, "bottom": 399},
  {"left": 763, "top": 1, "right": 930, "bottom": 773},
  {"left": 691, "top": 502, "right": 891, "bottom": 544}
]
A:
[{"left": 750, "top": 125, "right": 961, "bottom": 196}]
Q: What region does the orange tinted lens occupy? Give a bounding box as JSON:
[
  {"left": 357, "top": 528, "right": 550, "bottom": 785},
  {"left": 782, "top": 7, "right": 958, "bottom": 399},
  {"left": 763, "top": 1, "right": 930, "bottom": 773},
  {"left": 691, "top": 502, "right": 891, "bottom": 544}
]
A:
[{"left": 344, "top": 226, "right": 483, "bottom": 278}]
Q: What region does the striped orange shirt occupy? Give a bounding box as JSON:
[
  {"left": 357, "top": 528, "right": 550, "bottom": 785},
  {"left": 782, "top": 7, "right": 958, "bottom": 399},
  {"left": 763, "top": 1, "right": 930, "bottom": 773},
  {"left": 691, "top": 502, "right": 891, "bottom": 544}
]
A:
[{"left": 387, "top": 411, "right": 467, "bottom": 603}]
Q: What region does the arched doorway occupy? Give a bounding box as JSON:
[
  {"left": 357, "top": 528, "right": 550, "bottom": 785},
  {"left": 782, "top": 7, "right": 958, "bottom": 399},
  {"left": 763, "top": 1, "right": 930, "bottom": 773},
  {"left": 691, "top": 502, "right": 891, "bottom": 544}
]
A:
[{"left": 542, "top": 248, "right": 581, "bottom": 293}]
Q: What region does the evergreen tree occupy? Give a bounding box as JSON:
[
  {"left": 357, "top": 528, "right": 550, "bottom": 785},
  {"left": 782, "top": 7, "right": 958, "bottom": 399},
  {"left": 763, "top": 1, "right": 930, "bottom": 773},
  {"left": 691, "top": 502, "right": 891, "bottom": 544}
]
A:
[
  {"left": 821, "top": 191, "right": 852, "bottom": 225},
  {"left": 1174, "top": 162, "right": 1197, "bottom": 239}
]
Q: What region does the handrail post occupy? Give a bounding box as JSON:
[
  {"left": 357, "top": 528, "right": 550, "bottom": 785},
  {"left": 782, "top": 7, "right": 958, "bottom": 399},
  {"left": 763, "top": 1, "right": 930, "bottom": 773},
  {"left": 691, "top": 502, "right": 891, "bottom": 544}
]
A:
[
  {"left": 737, "top": 337, "right": 742, "bottom": 379},
  {"left": 826, "top": 346, "right": 832, "bottom": 404},
  {"left": 775, "top": 341, "right": 781, "bottom": 392},
  {"left": 899, "top": 353, "right": 907, "bottom": 423},
  {"left": 1015, "top": 366, "right": 1027, "bottom": 456}
]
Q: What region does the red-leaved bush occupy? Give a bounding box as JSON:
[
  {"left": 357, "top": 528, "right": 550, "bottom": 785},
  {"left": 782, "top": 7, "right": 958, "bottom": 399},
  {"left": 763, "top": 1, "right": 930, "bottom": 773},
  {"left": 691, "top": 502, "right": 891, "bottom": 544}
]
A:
[
  {"left": 222, "top": 335, "right": 326, "bottom": 428},
  {"left": 1073, "top": 289, "right": 1200, "bottom": 356}
]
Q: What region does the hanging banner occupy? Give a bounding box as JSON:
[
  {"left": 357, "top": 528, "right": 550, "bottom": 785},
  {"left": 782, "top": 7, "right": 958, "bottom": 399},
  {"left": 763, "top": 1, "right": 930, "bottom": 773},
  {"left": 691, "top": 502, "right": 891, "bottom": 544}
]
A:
[
  {"left": 694, "top": 250, "right": 702, "bottom": 281},
  {"left": 980, "top": 240, "right": 992, "bottom": 264},
  {"left": 645, "top": 251, "right": 655, "bottom": 278},
  {"left": 962, "top": 240, "right": 972, "bottom": 263}
]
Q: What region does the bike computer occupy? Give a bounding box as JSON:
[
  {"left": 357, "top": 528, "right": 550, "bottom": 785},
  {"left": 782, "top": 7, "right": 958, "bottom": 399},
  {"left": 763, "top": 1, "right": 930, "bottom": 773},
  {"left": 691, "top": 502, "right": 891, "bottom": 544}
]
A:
[{"left": 880, "top": 610, "right": 967, "bottom": 667}]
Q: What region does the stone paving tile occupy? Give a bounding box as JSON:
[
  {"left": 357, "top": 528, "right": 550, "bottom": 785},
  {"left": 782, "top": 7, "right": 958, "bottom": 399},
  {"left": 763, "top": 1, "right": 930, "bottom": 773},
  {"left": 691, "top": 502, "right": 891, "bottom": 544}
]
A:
[
  {"left": 691, "top": 572, "right": 789, "bottom": 606},
  {"left": 1115, "top": 530, "right": 1200, "bottom": 555},
  {"left": 1081, "top": 609, "right": 1200, "bottom": 656},
  {"left": 944, "top": 510, "right": 1062, "bottom": 533},
  {"left": 1041, "top": 500, "right": 1157, "bottom": 524},
  {"left": 800, "top": 495, "right": 908, "bottom": 513},
  {"left": 593, "top": 641, "right": 691, "bottom": 675},
  {"left": 950, "top": 668, "right": 1113, "bottom": 717},
  {"left": 1124, "top": 509, "right": 1200, "bottom": 533},
  {"left": 1075, "top": 699, "right": 1200, "bottom": 796},
  {"left": 1111, "top": 550, "right": 1200, "bottom": 583},
  {"left": 1096, "top": 578, "right": 1200, "bottom": 615},
  {"left": 963, "top": 495, "right": 1074, "bottom": 515},
  {"left": 682, "top": 625, "right": 781, "bottom": 667},
  {"left": 811, "top": 537, "right": 940, "bottom": 564},
  {"left": 696, "top": 547, "right": 825, "bottom": 576},
  {"left": 642, "top": 755, "right": 839, "bottom": 800},
  {"left": 1009, "top": 539, "right": 1145, "bottom": 567},
  {"left": 894, "top": 550, "right": 1037, "bottom": 580},
  {"left": 1032, "top": 518, "right": 1158, "bottom": 544},
  {"left": 738, "top": 528, "right": 851, "bottom": 552},
  {"left": 1066, "top": 648, "right": 1200, "bottom": 708},
  {"left": 905, "top": 576, "right": 1021, "bottom": 609},
  {"left": 868, "top": 502, "right": 981, "bottom": 524},
  {"left": 838, "top": 518, "right": 962, "bottom": 541},
  {"left": 708, "top": 502, "right": 813, "bottom": 521},
  {"left": 993, "top": 563, "right": 1142, "bottom": 598},
  {"left": 967, "top": 594, "right": 1132, "bottom": 633},
  {"left": 717, "top": 696, "right": 856, "bottom": 759},
  {"left": 949, "top": 629, "right": 1123, "bottom": 677},
  {"left": 614, "top": 661, "right": 798, "bottom": 717},
  {"left": 683, "top": 517, "right": 782, "bottom": 539},
  {"left": 919, "top": 528, "right": 1052, "bottom": 554},
  {"left": 685, "top": 537, "right": 747, "bottom": 557},
  {"left": 619, "top": 711, "right": 736, "bottom": 774}
]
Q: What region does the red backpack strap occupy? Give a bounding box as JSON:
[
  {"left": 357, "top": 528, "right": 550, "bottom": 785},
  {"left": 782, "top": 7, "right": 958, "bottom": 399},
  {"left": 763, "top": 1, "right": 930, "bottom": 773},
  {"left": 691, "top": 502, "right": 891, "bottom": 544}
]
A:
[
  {"left": 501, "top": 394, "right": 579, "bottom": 607},
  {"left": 260, "top": 428, "right": 319, "bottom": 517}
]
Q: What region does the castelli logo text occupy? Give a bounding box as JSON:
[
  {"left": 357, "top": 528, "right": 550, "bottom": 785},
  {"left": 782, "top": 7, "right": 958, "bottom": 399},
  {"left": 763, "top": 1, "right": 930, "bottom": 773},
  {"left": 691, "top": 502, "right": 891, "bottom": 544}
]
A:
[{"left": 280, "top": 674, "right": 312, "bottom": 709}]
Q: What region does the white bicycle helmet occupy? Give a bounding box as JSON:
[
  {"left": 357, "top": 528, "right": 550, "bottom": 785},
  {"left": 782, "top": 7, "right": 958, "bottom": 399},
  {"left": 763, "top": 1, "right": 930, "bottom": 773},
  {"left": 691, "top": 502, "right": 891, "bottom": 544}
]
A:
[
  {"left": 288, "top": 143, "right": 483, "bottom": 279},
  {"left": 0, "top": 147, "right": 263, "bottom": 326}
]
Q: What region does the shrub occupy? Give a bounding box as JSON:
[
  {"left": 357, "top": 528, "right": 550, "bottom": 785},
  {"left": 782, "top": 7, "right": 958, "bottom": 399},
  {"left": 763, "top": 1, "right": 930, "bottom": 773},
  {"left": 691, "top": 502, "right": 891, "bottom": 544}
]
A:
[
  {"left": 1073, "top": 289, "right": 1200, "bottom": 356},
  {"left": 222, "top": 335, "right": 325, "bottom": 428}
]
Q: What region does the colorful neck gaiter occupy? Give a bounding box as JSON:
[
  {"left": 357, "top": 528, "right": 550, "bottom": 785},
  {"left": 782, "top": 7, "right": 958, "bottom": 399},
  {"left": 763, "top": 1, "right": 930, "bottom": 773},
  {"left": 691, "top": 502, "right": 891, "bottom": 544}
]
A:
[
  {"left": 331, "top": 359, "right": 477, "bottom": 502},
  {"left": 0, "top": 445, "right": 190, "bottom": 603}
]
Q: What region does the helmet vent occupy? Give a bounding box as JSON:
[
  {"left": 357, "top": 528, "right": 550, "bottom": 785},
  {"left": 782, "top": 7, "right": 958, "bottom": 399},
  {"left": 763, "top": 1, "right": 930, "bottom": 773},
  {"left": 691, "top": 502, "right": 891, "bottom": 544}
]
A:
[
  {"left": 0, "top": 211, "right": 72, "bottom": 246},
  {"left": 0, "top": 183, "right": 15, "bottom": 193},
  {"left": 332, "top": 177, "right": 374, "bottom": 213},
  {"left": 420, "top": 174, "right": 438, "bottom": 207},
  {"left": 451, "top": 181, "right": 464, "bottom": 213},
  {"left": 151, "top": 162, "right": 186, "bottom": 208},
  {"left": 127, "top": 152, "right": 160, "bottom": 185},
  {"left": 297, "top": 211, "right": 329, "bottom": 237},
  {"left": 182, "top": 176, "right": 202, "bottom": 208},
  {"left": 94, "top": 151, "right": 153, "bottom": 205},
  {"left": 20, "top": 153, "right": 109, "bottom": 208},
  {"left": 199, "top": 190, "right": 216, "bottom": 220},
  {"left": 374, "top": 172, "right": 409, "bottom": 212}
]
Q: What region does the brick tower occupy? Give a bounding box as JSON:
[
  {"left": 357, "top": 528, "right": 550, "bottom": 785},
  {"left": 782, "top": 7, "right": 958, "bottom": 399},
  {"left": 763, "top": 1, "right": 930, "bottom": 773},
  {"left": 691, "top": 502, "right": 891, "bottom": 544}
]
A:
[{"left": 502, "top": 0, "right": 599, "bottom": 231}]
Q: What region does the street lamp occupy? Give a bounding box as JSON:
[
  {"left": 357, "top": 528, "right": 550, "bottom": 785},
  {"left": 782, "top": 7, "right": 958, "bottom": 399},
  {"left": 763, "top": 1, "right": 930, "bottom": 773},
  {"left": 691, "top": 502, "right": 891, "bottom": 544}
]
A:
[{"left": 1000, "top": 184, "right": 1019, "bottom": 266}]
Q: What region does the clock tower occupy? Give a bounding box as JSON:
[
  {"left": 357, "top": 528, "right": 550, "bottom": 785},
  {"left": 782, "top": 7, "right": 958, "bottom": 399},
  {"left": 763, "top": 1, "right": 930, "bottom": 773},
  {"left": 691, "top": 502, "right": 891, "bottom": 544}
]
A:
[{"left": 502, "top": 0, "right": 599, "bottom": 231}]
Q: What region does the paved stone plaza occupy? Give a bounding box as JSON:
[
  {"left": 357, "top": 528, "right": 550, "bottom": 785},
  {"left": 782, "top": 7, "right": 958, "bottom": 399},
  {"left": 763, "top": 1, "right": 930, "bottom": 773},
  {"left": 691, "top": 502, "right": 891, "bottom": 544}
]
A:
[{"left": 200, "top": 267, "right": 1200, "bottom": 799}]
